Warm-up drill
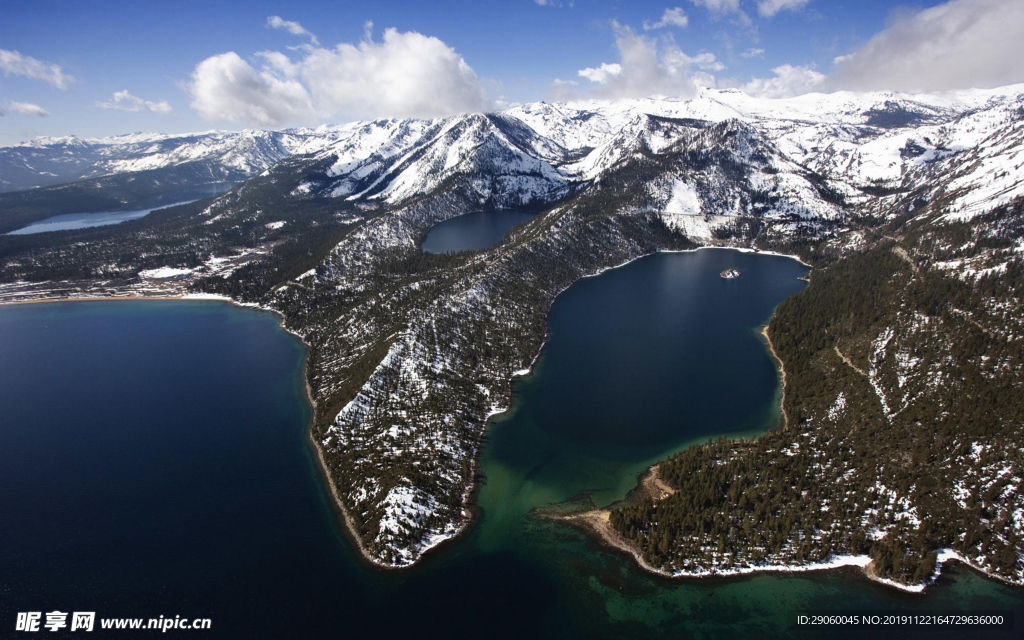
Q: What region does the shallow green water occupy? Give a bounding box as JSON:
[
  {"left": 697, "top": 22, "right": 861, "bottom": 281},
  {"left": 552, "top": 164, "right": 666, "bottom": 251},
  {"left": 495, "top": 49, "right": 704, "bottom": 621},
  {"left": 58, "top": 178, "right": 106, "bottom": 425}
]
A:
[
  {"left": 1, "top": 249, "right": 1020, "bottom": 639},
  {"left": 454, "top": 248, "right": 1023, "bottom": 638}
]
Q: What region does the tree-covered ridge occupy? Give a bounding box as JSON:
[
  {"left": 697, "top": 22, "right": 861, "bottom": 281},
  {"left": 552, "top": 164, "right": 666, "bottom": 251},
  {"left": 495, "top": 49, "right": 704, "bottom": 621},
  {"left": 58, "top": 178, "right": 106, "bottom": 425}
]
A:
[
  {"left": 0, "top": 154, "right": 369, "bottom": 299},
  {"left": 2, "top": 89, "right": 1022, "bottom": 571},
  {"left": 0, "top": 116, "right": 831, "bottom": 566},
  {"left": 275, "top": 159, "right": 702, "bottom": 564},
  {"left": 611, "top": 200, "right": 1024, "bottom": 586}
]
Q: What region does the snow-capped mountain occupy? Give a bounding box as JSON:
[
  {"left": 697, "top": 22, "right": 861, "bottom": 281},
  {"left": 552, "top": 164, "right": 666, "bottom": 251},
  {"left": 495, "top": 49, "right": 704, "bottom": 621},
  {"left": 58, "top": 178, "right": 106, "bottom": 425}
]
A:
[
  {"left": 290, "top": 113, "right": 573, "bottom": 208},
  {"left": 4, "top": 84, "right": 1024, "bottom": 574},
  {"left": 0, "top": 127, "right": 347, "bottom": 193},
  {"left": 5, "top": 84, "right": 1021, "bottom": 231},
  {"left": 244, "top": 84, "right": 1018, "bottom": 243}
]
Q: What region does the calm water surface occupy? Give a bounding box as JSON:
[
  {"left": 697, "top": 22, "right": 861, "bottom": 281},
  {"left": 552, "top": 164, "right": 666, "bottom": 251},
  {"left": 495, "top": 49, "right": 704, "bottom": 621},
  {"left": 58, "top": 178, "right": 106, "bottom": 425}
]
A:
[
  {"left": 0, "top": 250, "right": 1020, "bottom": 639},
  {"left": 7, "top": 183, "right": 234, "bottom": 235},
  {"left": 420, "top": 209, "right": 536, "bottom": 253}
]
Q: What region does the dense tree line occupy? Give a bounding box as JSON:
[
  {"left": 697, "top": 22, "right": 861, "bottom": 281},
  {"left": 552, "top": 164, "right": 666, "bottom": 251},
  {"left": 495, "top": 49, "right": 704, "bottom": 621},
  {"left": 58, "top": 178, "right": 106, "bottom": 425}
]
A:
[{"left": 611, "top": 199, "right": 1024, "bottom": 585}]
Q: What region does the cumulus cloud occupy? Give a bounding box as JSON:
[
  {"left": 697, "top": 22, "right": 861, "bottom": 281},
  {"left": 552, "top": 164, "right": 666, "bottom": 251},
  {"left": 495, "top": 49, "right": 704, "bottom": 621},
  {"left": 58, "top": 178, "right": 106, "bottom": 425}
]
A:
[
  {"left": 741, "top": 64, "right": 826, "bottom": 98},
  {"left": 256, "top": 51, "right": 301, "bottom": 78},
  {"left": 8, "top": 101, "right": 49, "bottom": 117},
  {"left": 644, "top": 7, "right": 689, "bottom": 30},
  {"left": 728, "top": 0, "right": 1022, "bottom": 99},
  {"left": 97, "top": 90, "right": 173, "bottom": 114},
  {"left": 832, "top": 0, "right": 1024, "bottom": 92},
  {"left": 578, "top": 63, "right": 622, "bottom": 84},
  {"left": 267, "top": 16, "right": 319, "bottom": 46},
  {"left": 301, "top": 28, "right": 490, "bottom": 119},
  {"left": 733, "top": 0, "right": 1022, "bottom": 98},
  {"left": 757, "top": 0, "right": 811, "bottom": 18},
  {"left": 187, "top": 28, "right": 489, "bottom": 125},
  {"left": 0, "top": 50, "right": 73, "bottom": 89},
  {"left": 740, "top": 47, "right": 765, "bottom": 58},
  {"left": 188, "top": 52, "right": 314, "bottom": 126},
  {"left": 574, "top": 24, "right": 717, "bottom": 100}
]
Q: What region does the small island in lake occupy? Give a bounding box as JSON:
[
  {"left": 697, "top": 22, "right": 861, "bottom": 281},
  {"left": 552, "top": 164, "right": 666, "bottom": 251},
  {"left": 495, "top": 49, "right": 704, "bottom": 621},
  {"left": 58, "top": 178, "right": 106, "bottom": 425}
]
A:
[{"left": 720, "top": 268, "right": 740, "bottom": 279}]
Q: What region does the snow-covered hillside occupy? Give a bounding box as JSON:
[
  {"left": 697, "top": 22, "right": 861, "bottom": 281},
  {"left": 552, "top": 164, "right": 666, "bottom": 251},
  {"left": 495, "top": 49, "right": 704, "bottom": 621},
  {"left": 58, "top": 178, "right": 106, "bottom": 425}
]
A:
[
  {"left": 263, "top": 85, "right": 1020, "bottom": 242},
  {"left": 6, "top": 85, "right": 1021, "bottom": 226},
  {"left": 3, "top": 84, "right": 1024, "bottom": 575},
  {"left": 0, "top": 127, "right": 348, "bottom": 192}
]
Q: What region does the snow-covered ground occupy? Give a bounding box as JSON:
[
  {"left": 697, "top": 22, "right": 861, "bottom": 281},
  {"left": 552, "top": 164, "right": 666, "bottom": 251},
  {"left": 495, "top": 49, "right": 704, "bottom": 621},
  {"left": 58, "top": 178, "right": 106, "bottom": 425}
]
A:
[
  {"left": 8, "top": 84, "right": 1023, "bottom": 228},
  {"left": 5, "top": 83, "right": 1024, "bottom": 576}
]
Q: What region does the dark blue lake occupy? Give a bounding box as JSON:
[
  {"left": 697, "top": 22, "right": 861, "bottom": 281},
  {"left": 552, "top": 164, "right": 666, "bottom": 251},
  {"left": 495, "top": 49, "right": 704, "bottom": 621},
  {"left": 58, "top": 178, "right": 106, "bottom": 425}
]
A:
[
  {"left": 420, "top": 210, "right": 536, "bottom": 253},
  {"left": 6, "top": 183, "right": 234, "bottom": 235},
  {"left": 0, "top": 250, "right": 1020, "bottom": 639}
]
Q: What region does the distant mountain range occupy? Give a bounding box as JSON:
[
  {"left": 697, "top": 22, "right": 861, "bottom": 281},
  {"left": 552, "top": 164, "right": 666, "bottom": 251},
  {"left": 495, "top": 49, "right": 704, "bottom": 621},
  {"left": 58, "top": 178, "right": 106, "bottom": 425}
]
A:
[
  {"left": 4, "top": 85, "right": 1021, "bottom": 233},
  {"left": 0, "top": 128, "right": 342, "bottom": 193},
  {"left": 2, "top": 85, "right": 1022, "bottom": 583}
]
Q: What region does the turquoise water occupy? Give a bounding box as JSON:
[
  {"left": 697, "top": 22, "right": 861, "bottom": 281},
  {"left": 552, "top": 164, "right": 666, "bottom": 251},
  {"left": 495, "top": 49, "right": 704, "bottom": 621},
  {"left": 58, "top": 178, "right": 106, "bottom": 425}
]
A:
[
  {"left": 0, "top": 250, "right": 1020, "bottom": 639},
  {"left": 420, "top": 209, "right": 536, "bottom": 253}
]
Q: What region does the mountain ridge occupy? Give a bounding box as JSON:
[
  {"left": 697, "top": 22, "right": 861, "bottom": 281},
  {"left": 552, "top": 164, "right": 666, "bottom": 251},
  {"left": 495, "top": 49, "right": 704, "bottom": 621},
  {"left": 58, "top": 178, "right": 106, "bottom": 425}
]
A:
[{"left": 1, "top": 84, "right": 1022, "bottom": 582}]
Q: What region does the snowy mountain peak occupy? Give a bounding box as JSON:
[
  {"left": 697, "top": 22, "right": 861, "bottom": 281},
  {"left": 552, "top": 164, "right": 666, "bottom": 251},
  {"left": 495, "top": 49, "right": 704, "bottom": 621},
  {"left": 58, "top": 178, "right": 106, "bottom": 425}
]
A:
[{"left": 3, "top": 85, "right": 1023, "bottom": 226}]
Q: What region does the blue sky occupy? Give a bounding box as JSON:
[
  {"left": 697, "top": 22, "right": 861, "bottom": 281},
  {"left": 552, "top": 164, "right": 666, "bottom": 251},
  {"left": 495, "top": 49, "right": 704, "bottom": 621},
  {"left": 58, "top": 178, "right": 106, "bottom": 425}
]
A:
[{"left": 1, "top": 0, "right": 1021, "bottom": 145}]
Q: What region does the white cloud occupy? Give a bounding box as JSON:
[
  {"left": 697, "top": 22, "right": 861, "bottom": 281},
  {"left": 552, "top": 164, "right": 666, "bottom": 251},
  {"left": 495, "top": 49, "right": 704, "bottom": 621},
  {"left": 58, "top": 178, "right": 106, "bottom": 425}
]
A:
[
  {"left": 300, "top": 28, "right": 490, "bottom": 119},
  {"left": 574, "top": 24, "right": 702, "bottom": 100},
  {"left": 757, "top": 0, "right": 811, "bottom": 18},
  {"left": 8, "top": 101, "right": 49, "bottom": 117},
  {"left": 188, "top": 52, "right": 314, "bottom": 126},
  {"left": 688, "top": 0, "right": 751, "bottom": 24},
  {"left": 741, "top": 64, "right": 825, "bottom": 98},
  {"left": 644, "top": 7, "right": 689, "bottom": 30},
  {"left": 832, "top": 0, "right": 1024, "bottom": 92},
  {"left": 267, "top": 16, "right": 319, "bottom": 46},
  {"left": 690, "top": 71, "right": 719, "bottom": 88},
  {"left": 689, "top": 0, "right": 739, "bottom": 14},
  {"left": 256, "top": 51, "right": 301, "bottom": 78},
  {"left": 578, "top": 63, "right": 622, "bottom": 84},
  {"left": 97, "top": 90, "right": 173, "bottom": 114},
  {"left": 187, "top": 28, "right": 490, "bottom": 125},
  {"left": 684, "top": 51, "right": 725, "bottom": 72},
  {"left": 0, "top": 50, "right": 73, "bottom": 89},
  {"left": 740, "top": 47, "right": 765, "bottom": 58}
]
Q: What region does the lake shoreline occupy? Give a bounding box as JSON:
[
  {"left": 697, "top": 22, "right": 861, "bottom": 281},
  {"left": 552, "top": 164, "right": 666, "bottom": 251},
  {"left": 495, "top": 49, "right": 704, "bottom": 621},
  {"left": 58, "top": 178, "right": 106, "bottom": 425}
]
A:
[
  {"left": 0, "top": 289, "right": 477, "bottom": 570},
  {"left": 10, "top": 254, "right": 1021, "bottom": 595},
  {"left": 760, "top": 325, "right": 790, "bottom": 431},
  {"left": 559, "top": 464, "right": 941, "bottom": 592},
  {"left": 0, "top": 294, "right": 189, "bottom": 306},
  {"left": 560, "top": 442, "right": 1018, "bottom": 594},
  {"left": 0, "top": 245, "right": 813, "bottom": 572},
  {"left": 6, "top": 268, "right": 1023, "bottom": 638},
  {"left": 556, "top": 464, "right": 677, "bottom": 575}
]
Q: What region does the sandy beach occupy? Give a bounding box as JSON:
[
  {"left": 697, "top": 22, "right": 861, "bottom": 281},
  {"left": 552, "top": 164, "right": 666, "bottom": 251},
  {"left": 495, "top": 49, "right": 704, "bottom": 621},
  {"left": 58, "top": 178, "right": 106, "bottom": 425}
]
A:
[
  {"left": 760, "top": 324, "right": 790, "bottom": 431},
  {"left": 0, "top": 294, "right": 188, "bottom": 306}
]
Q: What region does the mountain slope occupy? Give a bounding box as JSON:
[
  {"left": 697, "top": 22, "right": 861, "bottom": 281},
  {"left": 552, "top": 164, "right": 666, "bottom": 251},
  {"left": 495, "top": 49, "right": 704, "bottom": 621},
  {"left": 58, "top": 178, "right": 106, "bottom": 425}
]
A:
[
  {"left": 0, "top": 86, "right": 1022, "bottom": 580},
  {"left": 0, "top": 128, "right": 349, "bottom": 193},
  {"left": 613, "top": 202, "right": 1024, "bottom": 586}
]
